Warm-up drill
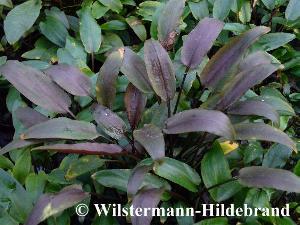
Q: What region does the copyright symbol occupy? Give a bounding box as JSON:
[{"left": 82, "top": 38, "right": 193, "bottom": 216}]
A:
[{"left": 76, "top": 203, "right": 89, "bottom": 216}]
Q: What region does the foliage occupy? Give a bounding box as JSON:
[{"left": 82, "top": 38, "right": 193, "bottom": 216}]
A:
[{"left": 0, "top": 0, "right": 300, "bottom": 225}]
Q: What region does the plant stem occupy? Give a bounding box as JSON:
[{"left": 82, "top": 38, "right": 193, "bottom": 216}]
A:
[
  {"left": 207, "top": 177, "right": 237, "bottom": 191},
  {"left": 167, "top": 98, "right": 171, "bottom": 118},
  {"left": 91, "top": 52, "right": 95, "bottom": 72},
  {"left": 173, "top": 67, "right": 189, "bottom": 115}
]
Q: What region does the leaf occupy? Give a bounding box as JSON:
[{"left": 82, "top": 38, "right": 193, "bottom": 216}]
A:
[
  {"left": 39, "top": 16, "right": 68, "bottom": 47},
  {"left": 15, "top": 107, "right": 49, "bottom": 128},
  {"left": 164, "top": 109, "right": 235, "bottom": 140},
  {"left": 0, "top": 0, "right": 13, "bottom": 8},
  {"left": 131, "top": 188, "right": 163, "bottom": 225},
  {"left": 0, "top": 139, "right": 39, "bottom": 155},
  {"left": 239, "top": 0, "right": 252, "bottom": 24},
  {"left": 125, "top": 83, "right": 147, "bottom": 129},
  {"left": 285, "top": 0, "right": 300, "bottom": 21},
  {"left": 24, "top": 185, "right": 89, "bottom": 225},
  {"left": 213, "top": 0, "right": 232, "bottom": 21},
  {"left": 201, "top": 142, "right": 241, "bottom": 202},
  {"left": 126, "top": 16, "right": 147, "bottom": 41},
  {"left": 13, "top": 149, "right": 31, "bottom": 185},
  {"left": 144, "top": 39, "right": 176, "bottom": 101},
  {"left": 44, "top": 64, "right": 92, "bottom": 96},
  {"left": 127, "top": 164, "right": 152, "bottom": 197},
  {"left": 261, "top": 0, "right": 275, "bottom": 10},
  {"left": 98, "top": 0, "right": 123, "bottom": 13},
  {"left": 0, "top": 61, "right": 72, "bottom": 114},
  {"left": 194, "top": 218, "right": 229, "bottom": 225},
  {"left": 120, "top": 47, "right": 153, "bottom": 93},
  {"left": 254, "top": 33, "right": 296, "bottom": 51},
  {"left": 25, "top": 172, "right": 47, "bottom": 203},
  {"left": 101, "top": 20, "right": 127, "bottom": 30},
  {"left": 262, "top": 144, "right": 292, "bottom": 168},
  {"left": 93, "top": 104, "right": 126, "bottom": 139},
  {"left": 227, "top": 100, "right": 279, "bottom": 124},
  {"left": 21, "top": 117, "right": 100, "bottom": 140},
  {"left": 134, "top": 124, "right": 165, "bottom": 160},
  {"left": 79, "top": 7, "right": 102, "bottom": 53},
  {"left": 33, "top": 143, "right": 123, "bottom": 155},
  {"left": 188, "top": 1, "right": 209, "bottom": 20},
  {"left": 157, "top": 0, "right": 185, "bottom": 47},
  {"left": 234, "top": 123, "right": 296, "bottom": 151},
  {"left": 238, "top": 166, "right": 300, "bottom": 193},
  {"left": 200, "top": 26, "right": 270, "bottom": 89},
  {"left": 153, "top": 157, "right": 201, "bottom": 192},
  {"left": 4, "top": 0, "right": 42, "bottom": 44},
  {"left": 181, "top": 18, "right": 224, "bottom": 69},
  {"left": 96, "top": 49, "right": 123, "bottom": 108}
]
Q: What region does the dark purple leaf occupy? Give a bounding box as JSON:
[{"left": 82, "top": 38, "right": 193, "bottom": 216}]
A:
[
  {"left": 164, "top": 109, "right": 235, "bottom": 139},
  {"left": 227, "top": 100, "right": 279, "bottom": 124},
  {"left": 158, "top": 0, "right": 185, "bottom": 50},
  {"left": 93, "top": 104, "right": 126, "bottom": 139},
  {"left": 0, "top": 60, "right": 72, "bottom": 114},
  {"left": 234, "top": 123, "right": 296, "bottom": 151},
  {"left": 96, "top": 49, "right": 123, "bottom": 108},
  {"left": 125, "top": 83, "right": 147, "bottom": 130},
  {"left": 238, "top": 166, "right": 300, "bottom": 193},
  {"left": 15, "top": 107, "right": 49, "bottom": 128},
  {"left": 33, "top": 143, "right": 123, "bottom": 155},
  {"left": 44, "top": 64, "right": 92, "bottom": 96},
  {"left": 134, "top": 124, "right": 165, "bottom": 160},
  {"left": 181, "top": 17, "right": 224, "bottom": 69},
  {"left": 144, "top": 39, "right": 176, "bottom": 101},
  {"left": 132, "top": 188, "right": 163, "bottom": 225},
  {"left": 200, "top": 26, "right": 270, "bottom": 89},
  {"left": 25, "top": 185, "right": 89, "bottom": 225},
  {"left": 127, "top": 165, "right": 152, "bottom": 197},
  {"left": 0, "top": 139, "right": 40, "bottom": 155},
  {"left": 121, "top": 47, "right": 153, "bottom": 93},
  {"left": 21, "top": 117, "right": 100, "bottom": 140},
  {"left": 238, "top": 51, "right": 275, "bottom": 72}
]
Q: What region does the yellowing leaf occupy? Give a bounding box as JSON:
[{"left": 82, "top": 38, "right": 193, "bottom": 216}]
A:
[{"left": 220, "top": 141, "right": 239, "bottom": 155}]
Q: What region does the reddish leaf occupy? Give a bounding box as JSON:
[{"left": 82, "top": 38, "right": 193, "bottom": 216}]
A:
[
  {"left": 33, "top": 143, "right": 123, "bottom": 155},
  {"left": 164, "top": 109, "right": 235, "bottom": 139},
  {"left": 181, "top": 17, "right": 224, "bottom": 69},
  {"left": 125, "top": 83, "right": 147, "bottom": 130},
  {"left": 96, "top": 49, "right": 123, "bottom": 108},
  {"left": 200, "top": 26, "right": 270, "bottom": 89},
  {"left": 144, "top": 39, "right": 176, "bottom": 101},
  {"left": 0, "top": 60, "right": 72, "bottom": 114},
  {"left": 127, "top": 165, "right": 152, "bottom": 197},
  {"left": 0, "top": 139, "right": 39, "bottom": 155},
  {"left": 15, "top": 107, "right": 49, "bottom": 128},
  {"left": 25, "top": 185, "right": 89, "bottom": 225},
  {"left": 44, "top": 64, "right": 92, "bottom": 96},
  {"left": 121, "top": 47, "right": 153, "bottom": 93}
]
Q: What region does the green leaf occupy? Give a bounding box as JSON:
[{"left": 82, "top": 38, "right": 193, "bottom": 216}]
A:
[
  {"left": 262, "top": 144, "right": 292, "bottom": 168},
  {"left": 261, "top": 0, "right": 275, "bottom": 10},
  {"left": 25, "top": 172, "right": 47, "bottom": 203},
  {"left": 285, "top": 0, "right": 300, "bottom": 21},
  {"left": 79, "top": 7, "right": 102, "bottom": 53},
  {"left": 12, "top": 149, "right": 31, "bottom": 185},
  {"left": 188, "top": 0, "right": 209, "bottom": 20},
  {"left": 4, "top": 0, "right": 42, "bottom": 44},
  {"left": 239, "top": 0, "right": 251, "bottom": 24},
  {"left": 194, "top": 217, "right": 229, "bottom": 225},
  {"left": 201, "top": 142, "right": 241, "bottom": 202},
  {"left": 101, "top": 20, "right": 127, "bottom": 30},
  {"left": 0, "top": 155, "right": 14, "bottom": 169},
  {"left": 254, "top": 33, "right": 296, "bottom": 51},
  {"left": 153, "top": 157, "right": 201, "bottom": 192},
  {"left": 0, "top": 0, "right": 13, "bottom": 8},
  {"left": 98, "top": 0, "right": 123, "bottom": 13},
  {"left": 126, "top": 16, "right": 147, "bottom": 41},
  {"left": 92, "top": 1, "right": 109, "bottom": 19},
  {"left": 213, "top": 0, "right": 232, "bottom": 21}
]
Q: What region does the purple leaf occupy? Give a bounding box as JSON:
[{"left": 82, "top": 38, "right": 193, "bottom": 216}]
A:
[
  {"left": 132, "top": 188, "right": 163, "bottom": 225},
  {"left": 15, "top": 107, "right": 49, "bottom": 128},
  {"left": 21, "top": 117, "right": 100, "bottom": 140},
  {"left": 181, "top": 17, "right": 224, "bottom": 69},
  {"left": 121, "top": 47, "right": 153, "bottom": 93},
  {"left": 127, "top": 165, "right": 152, "bottom": 197},
  {"left": 238, "top": 166, "right": 300, "bottom": 193},
  {"left": 200, "top": 26, "right": 270, "bottom": 89},
  {"left": 0, "top": 60, "right": 72, "bottom": 114},
  {"left": 125, "top": 83, "right": 147, "bottom": 130},
  {"left": 144, "top": 39, "right": 176, "bottom": 101},
  {"left": 158, "top": 0, "right": 185, "bottom": 50},
  {"left": 25, "top": 185, "right": 89, "bottom": 225},
  {"left": 234, "top": 123, "right": 296, "bottom": 151},
  {"left": 164, "top": 109, "right": 235, "bottom": 139},
  {"left": 238, "top": 51, "right": 275, "bottom": 72},
  {"left": 44, "top": 64, "right": 92, "bottom": 96},
  {"left": 134, "top": 124, "right": 165, "bottom": 160},
  {"left": 0, "top": 139, "right": 40, "bottom": 155},
  {"left": 227, "top": 100, "right": 279, "bottom": 124},
  {"left": 93, "top": 104, "right": 126, "bottom": 139},
  {"left": 96, "top": 49, "right": 123, "bottom": 108},
  {"left": 33, "top": 143, "right": 123, "bottom": 155}
]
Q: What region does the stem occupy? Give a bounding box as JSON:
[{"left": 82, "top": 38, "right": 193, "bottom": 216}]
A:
[
  {"left": 91, "top": 52, "right": 95, "bottom": 72},
  {"left": 173, "top": 67, "right": 189, "bottom": 115},
  {"left": 167, "top": 98, "right": 171, "bottom": 118},
  {"left": 207, "top": 177, "right": 237, "bottom": 191}
]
